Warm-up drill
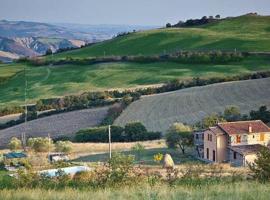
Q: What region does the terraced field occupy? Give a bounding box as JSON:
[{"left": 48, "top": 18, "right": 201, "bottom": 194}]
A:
[
  {"left": 0, "top": 106, "right": 109, "bottom": 147},
  {"left": 115, "top": 78, "right": 270, "bottom": 133}
]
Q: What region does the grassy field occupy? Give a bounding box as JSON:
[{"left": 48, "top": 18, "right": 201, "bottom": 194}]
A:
[
  {"left": 52, "top": 15, "right": 270, "bottom": 59},
  {"left": 1, "top": 55, "right": 270, "bottom": 107},
  {"left": 0, "top": 182, "right": 269, "bottom": 200},
  {"left": 115, "top": 78, "right": 270, "bottom": 132},
  {"left": 72, "top": 147, "right": 198, "bottom": 165}
]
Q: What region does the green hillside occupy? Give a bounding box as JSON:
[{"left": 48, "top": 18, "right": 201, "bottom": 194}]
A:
[
  {"left": 1, "top": 15, "right": 270, "bottom": 107},
  {"left": 1, "top": 55, "right": 270, "bottom": 107},
  {"left": 52, "top": 15, "right": 270, "bottom": 59}
]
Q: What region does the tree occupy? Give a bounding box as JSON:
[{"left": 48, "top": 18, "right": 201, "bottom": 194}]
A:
[
  {"left": 55, "top": 141, "right": 72, "bottom": 153},
  {"left": 124, "top": 122, "right": 147, "bottom": 141},
  {"left": 249, "top": 146, "right": 270, "bottom": 182},
  {"left": 8, "top": 137, "right": 22, "bottom": 151},
  {"left": 165, "top": 123, "right": 193, "bottom": 154},
  {"left": 131, "top": 143, "right": 145, "bottom": 161},
  {"left": 215, "top": 14, "right": 221, "bottom": 19},
  {"left": 201, "top": 114, "right": 226, "bottom": 128},
  {"left": 224, "top": 106, "right": 241, "bottom": 121},
  {"left": 166, "top": 23, "right": 172, "bottom": 28},
  {"left": 250, "top": 106, "right": 270, "bottom": 123},
  {"left": 27, "top": 137, "right": 53, "bottom": 152},
  {"left": 45, "top": 48, "right": 52, "bottom": 55}
]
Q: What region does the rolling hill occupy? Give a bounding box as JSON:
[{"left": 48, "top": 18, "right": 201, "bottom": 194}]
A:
[
  {"left": 114, "top": 78, "right": 270, "bottom": 133},
  {"left": 0, "top": 106, "right": 109, "bottom": 147},
  {"left": 52, "top": 15, "right": 270, "bottom": 59},
  {"left": 1, "top": 54, "right": 270, "bottom": 107}
]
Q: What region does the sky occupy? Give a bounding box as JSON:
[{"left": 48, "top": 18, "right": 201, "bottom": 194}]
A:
[{"left": 0, "top": 0, "right": 270, "bottom": 25}]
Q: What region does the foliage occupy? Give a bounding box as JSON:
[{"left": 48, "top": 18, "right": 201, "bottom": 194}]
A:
[
  {"left": 27, "top": 137, "right": 53, "bottom": 152},
  {"left": 75, "top": 123, "right": 161, "bottom": 143},
  {"left": 8, "top": 137, "right": 22, "bottom": 150},
  {"left": 55, "top": 141, "right": 72, "bottom": 153},
  {"left": 250, "top": 106, "right": 270, "bottom": 123},
  {"left": 153, "top": 153, "right": 163, "bottom": 163},
  {"left": 249, "top": 146, "right": 270, "bottom": 182},
  {"left": 124, "top": 122, "right": 147, "bottom": 141},
  {"left": 201, "top": 114, "right": 226, "bottom": 128},
  {"left": 223, "top": 106, "right": 241, "bottom": 122},
  {"left": 131, "top": 143, "right": 145, "bottom": 161},
  {"left": 165, "top": 123, "right": 193, "bottom": 154}
]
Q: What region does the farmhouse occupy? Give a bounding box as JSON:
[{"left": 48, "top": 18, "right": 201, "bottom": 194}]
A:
[{"left": 197, "top": 120, "right": 270, "bottom": 166}]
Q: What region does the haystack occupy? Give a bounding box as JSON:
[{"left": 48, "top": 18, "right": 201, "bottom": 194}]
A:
[{"left": 163, "top": 154, "right": 174, "bottom": 169}]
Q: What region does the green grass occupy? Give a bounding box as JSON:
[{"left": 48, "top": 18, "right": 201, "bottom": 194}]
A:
[
  {"left": 73, "top": 147, "right": 199, "bottom": 165},
  {"left": 1, "top": 55, "right": 270, "bottom": 107},
  {"left": 0, "top": 181, "right": 270, "bottom": 200},
  {"left": 52, "top": 15, "right": 270, "bottom": 59}
]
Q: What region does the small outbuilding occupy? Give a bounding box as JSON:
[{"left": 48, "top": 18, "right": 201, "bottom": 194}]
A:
[{"left": 228, "top": 144, "right": 262, "bottom": 167}]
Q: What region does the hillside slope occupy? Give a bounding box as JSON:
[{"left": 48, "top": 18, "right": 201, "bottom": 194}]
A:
[
  {"left": 114, "top": 78, "right": 270, "bottom": 133},
  {"left": 0, "top": 106, "right": 109, "bottom": 147},
  {"left": 1, "top": 55, "right": 270, "bottom": 107},
  {"left": 53, "top": 15, "right": 270, "bottom": 59}
]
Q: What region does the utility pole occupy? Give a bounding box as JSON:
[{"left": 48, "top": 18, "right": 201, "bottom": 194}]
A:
[
  {"left": 23, "top": 67, "right": 27, "bottom": 151},
  {"left": 108, "top": 125, "right": 112, "bottom": 159}
]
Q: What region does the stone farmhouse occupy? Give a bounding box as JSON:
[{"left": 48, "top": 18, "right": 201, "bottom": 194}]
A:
[{"left": 194, "top": 120, "right": 270, "bottom": 166}]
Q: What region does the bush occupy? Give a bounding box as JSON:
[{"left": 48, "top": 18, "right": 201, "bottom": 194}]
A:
[
  {"left": 27, "top": 137, "right": 53, "bottom": 152},
  {"left": 8, "top": 137, "right": 22, "bottom": 150},
  {"left": 75, "top": 126, "right": 125, "bottom": 143},
  {"left": 55, "top": 141, "right": 72, "bottom": 153},
  {"left": 124, "top": 122, "right": 147, "bottom": 141},
  {"left": 75, "top": 123, "right": 161, "bottom": 143},
  {"left": 249, "top": 146, "right": 270, "bottom": 182}
]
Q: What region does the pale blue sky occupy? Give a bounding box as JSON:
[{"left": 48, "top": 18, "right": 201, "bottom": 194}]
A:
[{"left": 0, "top": 0, "right": 270, "bottom": 25}]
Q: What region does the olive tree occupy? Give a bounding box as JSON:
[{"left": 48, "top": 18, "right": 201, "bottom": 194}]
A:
[{"left": 165, "top": 123, "right": 193, "bottom": 154}]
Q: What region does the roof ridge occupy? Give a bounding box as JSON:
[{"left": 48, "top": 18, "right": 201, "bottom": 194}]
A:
[{"left": 218, "top": 120, "right": 262, "bottom": 124}]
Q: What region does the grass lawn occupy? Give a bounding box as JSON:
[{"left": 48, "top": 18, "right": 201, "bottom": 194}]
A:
[
  {"left": 72, "top": 147, "right": 199, "bottom": 165},
  {"left": 1, "top": 55, "right": 270, "bottom": 107}
]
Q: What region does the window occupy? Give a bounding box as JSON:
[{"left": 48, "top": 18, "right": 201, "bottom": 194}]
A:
[
  {"left": 196, "top": 134, "right": 199, "bottom": 139},
  {"left": 260, "top": 133, "right": 265, "bottom": 141},
  {"left": 208, "top": 134, "right": 212, "bottom": 142},
  {"left": 236, "top": 135, "right": 241, "bottom": 143},
  {"left": 206, "top": 148, "right": 209, "bottom": 159},
  {"left": 233, "top": 152, "right": 237, "bottom": 159},
  {"left": 213, "top": 150, "right": 216, "bottom": 162},
  {"left": 253, "top": 135, "right": 255, "bottom": 139}
]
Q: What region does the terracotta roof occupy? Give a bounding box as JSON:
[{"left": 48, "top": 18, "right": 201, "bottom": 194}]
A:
[
  {"left": 209, "top": 126, "right": 224, "bottom": 135},
  {"left": 217, "top": 120, "right": 270, "bottom": 135},
  {"left": 229, "top": 144, "right": 265, "bottom": 155}
]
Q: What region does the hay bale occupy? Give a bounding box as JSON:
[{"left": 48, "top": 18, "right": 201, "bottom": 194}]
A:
[{"left": 163, "top": 154, "right": 174, "bottom": 169}]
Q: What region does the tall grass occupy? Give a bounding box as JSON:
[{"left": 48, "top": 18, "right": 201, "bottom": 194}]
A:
[{"left": 0, "top": 181, "right": 269, "bottom": 200}]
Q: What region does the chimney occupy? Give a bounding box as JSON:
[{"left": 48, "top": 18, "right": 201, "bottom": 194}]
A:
[{"left": 248, "top": 124, "right": 252, "bottom": 133}]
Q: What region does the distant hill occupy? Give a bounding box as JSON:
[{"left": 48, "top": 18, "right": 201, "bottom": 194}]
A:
[
  {"left": 0, "top": 20, "right": 155, "bottom": 61},
  {"left": 53, "top": 14, "right": 270, "bottom": 59}
]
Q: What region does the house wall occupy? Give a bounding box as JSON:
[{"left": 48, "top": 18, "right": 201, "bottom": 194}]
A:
[
  {"left": 217, "top": 134, "right": 228, "bottom": 162},
  {"left": 229, "top": 132, "right": 270, "bottom": 146},
  {"left": 204, "top": 130, "right": 217, "bottom": 162},
  {"left": 229, "top": 149, "right": 244, "bottom": 167}
]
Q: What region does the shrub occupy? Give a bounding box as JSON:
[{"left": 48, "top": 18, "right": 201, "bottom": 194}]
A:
[
  {"left": 124, "top": 122, "right": 147, "bottom": 141},
  {"left": 8, "top": 137, "right": 22, "bottom": 150},
  {"left": 249, "top": 146, "right": 270, "bottom": 182},
  {"left": 55, "top": 141, "right": 73, "bottom": 153},
  {"left": 27, "top": 137, "right": 53, "bottom": 152}
]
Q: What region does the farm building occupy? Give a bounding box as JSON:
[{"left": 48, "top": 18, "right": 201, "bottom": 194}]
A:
[{"left": 198, "top": 120, "right": 270, "bottom": 166}]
